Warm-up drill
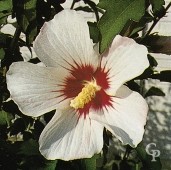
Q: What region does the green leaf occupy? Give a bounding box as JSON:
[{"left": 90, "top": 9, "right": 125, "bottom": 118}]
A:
[
  {"left": 24, "top": 0, "right": 37, "bottom": 22},
  {"left": 84, "top": 158, "right": 96, "bottom": 170},
  {"left": 0, "top": 0, "right": 12, "bottom": 25},
  {"left": 81, "top": 155, "right": 98, "bottom": 170},
  {"left": 39, "top": 160, "right": 58, "bottom": 170},
  {"left": 145, "top": 87, "right": 165, "bottom": 98},
  {"left": 18, "top": 139, "right": 40, "bottom": 156},
  {"left": 0, "top": 0, "right": 12, "bottom": 12},
  {"left": 150, "top": 0, "right": 165, "bottom": 13},
  {"left": 0, "top": 110, "right": 7, "bottom": 125},
  {"left": 21, "top": 0, "right": 37, "bottom": 32},
  {"left": 88, "top": 22, "right": 100, "bottom": 43},
  {"left": 14, "top": 0, "right": 37, "bottom": 44},
  {"left": 24, "top": 0, "right": 37, "bottom": 44},
  {"left": 0, "top": 13, "right": 7, "bottom": 25},
  {"left": 26, "top": 23, "right": 37, "bottom": 44},
  {"left": 98, "top": 0, "right": 145, "bottom": 53},
  {"left": 130, "top": 12, "right": 153, "bottom": 36},
  {"left": 0, "top": 48, "right": 5, "bottom": 60},
  {"left": 0, "top": 110, "right": 13, "bottom": 126}
]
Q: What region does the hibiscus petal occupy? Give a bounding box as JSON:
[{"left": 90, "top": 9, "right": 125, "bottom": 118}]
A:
[
  {"left": 6, "top": 62, "right": 69, "bottom": 117},
  {"left": 33, "top": 9, "right": 99, "bottom": 70},
  {"left": 101, "top": 35, "right": 149, "bottom": 94},
  {"left": 39, "top": 108, "right": 104, "bottom": 160},
  {"left": 90, "top": 85, "right": 148, "bottom": 147}
]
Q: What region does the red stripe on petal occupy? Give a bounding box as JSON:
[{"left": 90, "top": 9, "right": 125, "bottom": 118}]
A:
[
  {"left": 60, "top": 64, "right": 95, "bottom": 98},
  {"left": 62, "top": 78, "right": 83, "bottom": 98},
  {"left": 77, "top": 102, "right": 92, "bottom": 117},
  {"left": 94, "top": 68, "right": 110, "bottom": 90},
  {"left": 77, "top": 90, "right": 113, "bottom": 116},
  {"left": 92, "top": 89, "right": 112, "bottom": 111},
  {"left": 71, "top": 64, "right": 95, "bottom": 81}
]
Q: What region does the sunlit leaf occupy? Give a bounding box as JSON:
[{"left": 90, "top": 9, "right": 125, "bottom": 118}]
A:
[
  {"left": 0, "top": 0, "right": 12, "bottom": 11},
  {"left": 98, "top": 0, "right": 145, "bottom": 53}
]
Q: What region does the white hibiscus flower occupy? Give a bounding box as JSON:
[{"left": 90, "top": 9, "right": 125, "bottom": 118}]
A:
[{"left": 6, "top": 9, "right": 149, "bottom": 161}]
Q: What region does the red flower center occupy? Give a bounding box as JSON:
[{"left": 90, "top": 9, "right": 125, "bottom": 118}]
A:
[{"left": 60, "top": 64, "right": 112, "bottom": 115}]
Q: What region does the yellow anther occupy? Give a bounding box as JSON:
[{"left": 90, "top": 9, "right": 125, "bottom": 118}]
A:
[{"left": 70, "top": 81, "right": 101, "bottom": 109}]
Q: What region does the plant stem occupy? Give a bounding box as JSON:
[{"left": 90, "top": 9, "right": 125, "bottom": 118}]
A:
[
  {"left": 123, "top": 145, "right": 132, "bottom": 160},
  {"left": 9, "top": 25, "right": 22, "bottom": 54},
  {"left": 84, "top": 0, "right": 99, "bottom": 21},
  {"left": 165, "top": 2, "right": 171, "bottom": 13},
  {"left": 140, "top": 80, "right": 145, "bottom": 97},
  {"left": 144, "top": 2, "right": 171, "bottom": 37},
  {"left": 71, "top": 0, "right": 76, "bottom": 9}
]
